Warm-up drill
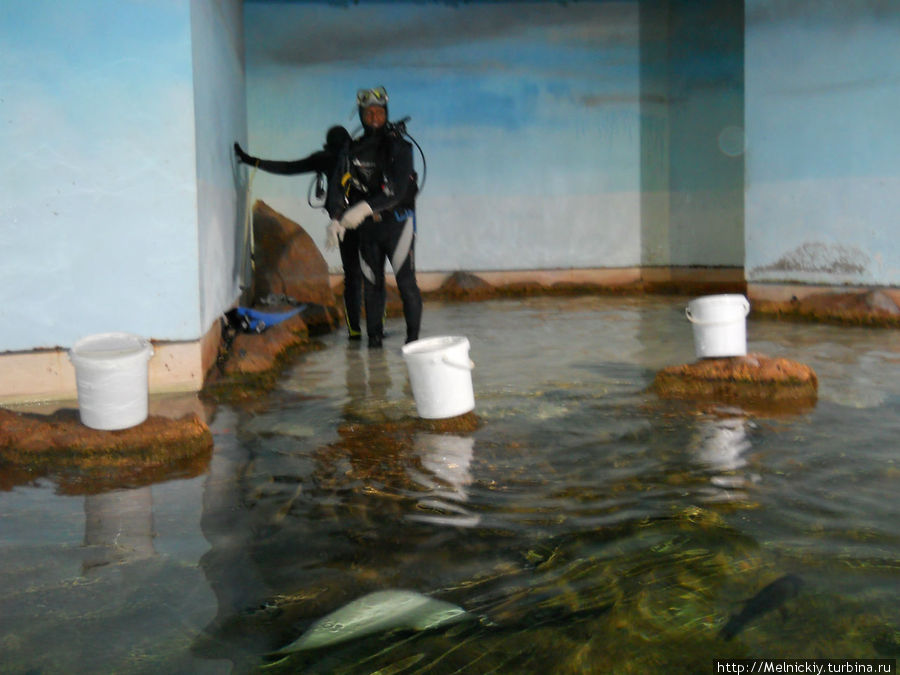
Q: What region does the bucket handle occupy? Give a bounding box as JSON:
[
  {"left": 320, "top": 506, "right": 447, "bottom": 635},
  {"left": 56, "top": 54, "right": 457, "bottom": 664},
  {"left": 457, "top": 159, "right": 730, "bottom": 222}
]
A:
[
  {"left": 442, "top": 355, "right": 475, "bottom": 371},
  {"left": 685, "top": 298, "right": 750, "bottom": 325}
]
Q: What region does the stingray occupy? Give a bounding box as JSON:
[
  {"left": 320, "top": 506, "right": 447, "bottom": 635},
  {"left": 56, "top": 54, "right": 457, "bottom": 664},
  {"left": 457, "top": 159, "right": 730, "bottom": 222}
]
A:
[{"left": 272, "top": 590, "right": 473, "bottom": 655}]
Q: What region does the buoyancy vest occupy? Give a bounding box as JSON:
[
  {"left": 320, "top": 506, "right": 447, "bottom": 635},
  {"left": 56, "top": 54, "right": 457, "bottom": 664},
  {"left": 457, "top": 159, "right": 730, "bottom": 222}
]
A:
[{"left": 335, "top": 128, "right": 417, "bottom": 216}]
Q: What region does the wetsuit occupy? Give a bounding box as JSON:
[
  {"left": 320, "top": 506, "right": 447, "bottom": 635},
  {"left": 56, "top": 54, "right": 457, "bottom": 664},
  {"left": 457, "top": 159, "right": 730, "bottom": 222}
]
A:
[
  {"left": 345, "top": 126, "right": 422, "bottom": 345},
  {"left": 234, "top": 132, "right": 363, "bottom": 338}
]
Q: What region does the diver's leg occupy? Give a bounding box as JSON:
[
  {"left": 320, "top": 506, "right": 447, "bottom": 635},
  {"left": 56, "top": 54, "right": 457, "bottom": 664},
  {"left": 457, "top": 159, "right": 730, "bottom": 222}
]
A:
[
  {"left": 388, "top": 216, "right": 422, "bottom": 343},
  {"left": 338, "top": 228, "right": 362, "bottom": 339},
  {"left": 358, "top": 226, "right": 386, "bottom": 347}
]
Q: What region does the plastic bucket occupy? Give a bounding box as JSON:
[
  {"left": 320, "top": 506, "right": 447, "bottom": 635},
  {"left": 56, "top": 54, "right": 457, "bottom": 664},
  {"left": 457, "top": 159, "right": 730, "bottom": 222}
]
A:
[
  {"left": 401, "top": 336, "right": 475, "bottom": 419},
  {"left": 685, "top": 294, "right": 750, "bottom": 358},
  {"left": 68, "top": 332, "right": 154, "bottom": 430}
]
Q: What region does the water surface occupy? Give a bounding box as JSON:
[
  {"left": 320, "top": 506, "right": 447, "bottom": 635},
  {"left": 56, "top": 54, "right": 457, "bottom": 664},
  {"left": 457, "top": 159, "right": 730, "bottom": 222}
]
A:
[{"left": 2, "top": 296, "right": 899, "bottom": 673}]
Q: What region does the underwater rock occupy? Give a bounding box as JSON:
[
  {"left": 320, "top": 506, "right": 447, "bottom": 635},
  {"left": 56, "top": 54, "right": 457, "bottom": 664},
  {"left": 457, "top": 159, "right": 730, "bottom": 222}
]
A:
[
  {"left": 0, "top": 407, "right": 212, "bottom": 493},
  {"left": 652, "top": 353, "right": 818, "bottom": 412},
  {"left": 273, "top": 590, "right": 472, "bottom": 654}
]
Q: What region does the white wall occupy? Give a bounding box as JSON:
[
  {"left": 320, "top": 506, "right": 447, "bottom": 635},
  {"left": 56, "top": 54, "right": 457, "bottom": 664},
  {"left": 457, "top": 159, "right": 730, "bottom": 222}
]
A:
[
  {"left": 243, "top": 2, "right": 643, "bottom": 274},
  {"left": 745, "top": 1, "right": 900, "bottom": 286},
  {"left": 0, "top": 1, "right": 200, "bottom": 352},
  {"left": 190, "top": 0, "right": 247, "bottom": 332},
  {"left": 0, "top": 1, "right": 246, "bottom": 355}
]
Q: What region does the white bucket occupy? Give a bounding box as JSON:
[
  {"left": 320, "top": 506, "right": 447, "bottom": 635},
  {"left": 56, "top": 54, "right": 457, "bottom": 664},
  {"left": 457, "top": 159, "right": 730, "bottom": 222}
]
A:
[
  {"left": 685, "top": 294, "right": 750, "bottom": 358},
  {"left": 68, "top": 332, "right": 154, "bottom": 430},
  {"left": 401, "top": 336, "right": 475, "bottom": 419}
]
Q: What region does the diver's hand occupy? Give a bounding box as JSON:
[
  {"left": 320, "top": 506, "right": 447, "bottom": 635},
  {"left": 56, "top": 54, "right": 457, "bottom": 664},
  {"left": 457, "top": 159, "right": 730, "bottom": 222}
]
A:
[
  {"left": 234, "top": 142, "right": 254, "bottom": 164},
  {"left": 325, "top": 220, "right": 345, "bottom": 250},
  {"left": 339, "top": 201, "right": 373, "bottom": 230}
]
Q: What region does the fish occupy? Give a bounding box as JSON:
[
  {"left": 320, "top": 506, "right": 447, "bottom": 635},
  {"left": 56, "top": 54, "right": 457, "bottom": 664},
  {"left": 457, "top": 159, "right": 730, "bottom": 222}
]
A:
[
  {"left": 273, "top": 590, "right": 473, "bottom": 654},
  {"left": 719, "top": 574, "right": 803, "bottom": 641}
]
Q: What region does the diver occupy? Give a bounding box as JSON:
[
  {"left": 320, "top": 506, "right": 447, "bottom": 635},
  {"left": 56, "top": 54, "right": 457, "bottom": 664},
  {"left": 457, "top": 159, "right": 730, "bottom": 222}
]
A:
[
  {"left": 333, "top": 86, "right": 422, "bottom": 348},
  {"left": 234, "top": 126, "right": 364, "bottom": 341}
]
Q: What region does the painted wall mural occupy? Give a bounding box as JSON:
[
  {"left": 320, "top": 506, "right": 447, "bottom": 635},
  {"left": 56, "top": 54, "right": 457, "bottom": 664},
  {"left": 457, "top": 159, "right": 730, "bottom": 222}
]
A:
[
  {"left": 745, "top": 0, "right": 900, "bottom": 285},
  {"left": 243, "top": 1, "right": 643, "bottom": 273}
]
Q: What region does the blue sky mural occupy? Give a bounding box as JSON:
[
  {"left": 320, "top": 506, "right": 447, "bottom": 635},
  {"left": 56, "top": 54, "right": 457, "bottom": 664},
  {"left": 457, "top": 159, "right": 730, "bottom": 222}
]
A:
[
  {"left": 243, "top": 1, "right": 644, "bottom": 272},
  {"left": 245, "top": 1, "right": 640, "bottom": 199}
]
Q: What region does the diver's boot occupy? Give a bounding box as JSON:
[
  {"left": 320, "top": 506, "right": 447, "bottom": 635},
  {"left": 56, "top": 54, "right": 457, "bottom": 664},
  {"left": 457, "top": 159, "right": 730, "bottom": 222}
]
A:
[{"left": 367, "top": 334, "right": 383, "bottom": 349}]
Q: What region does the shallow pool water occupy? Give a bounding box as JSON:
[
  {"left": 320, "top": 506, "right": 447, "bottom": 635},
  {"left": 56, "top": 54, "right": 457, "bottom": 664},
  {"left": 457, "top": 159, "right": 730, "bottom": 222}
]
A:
[{"left": 2, "top": 296, "right": 900, "bottom": 673}]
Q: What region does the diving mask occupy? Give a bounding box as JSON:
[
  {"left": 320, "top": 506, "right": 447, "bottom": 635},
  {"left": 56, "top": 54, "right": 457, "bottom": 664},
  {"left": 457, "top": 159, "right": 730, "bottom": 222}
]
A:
[{"left": 357, "top": 86, "right": 388, "bottom": 107}]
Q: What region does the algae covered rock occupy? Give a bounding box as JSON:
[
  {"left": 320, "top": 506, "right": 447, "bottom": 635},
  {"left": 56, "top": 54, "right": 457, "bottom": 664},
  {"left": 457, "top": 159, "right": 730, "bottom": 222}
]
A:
[
  {"left": 0, "top": 407, "right": 212, "bottom": 493},
  {"left": 652, "top": 353, "right": 818, "bottom": 412},
  {"left": 753, "top": 289, "right": 900, "bottom": 327}
]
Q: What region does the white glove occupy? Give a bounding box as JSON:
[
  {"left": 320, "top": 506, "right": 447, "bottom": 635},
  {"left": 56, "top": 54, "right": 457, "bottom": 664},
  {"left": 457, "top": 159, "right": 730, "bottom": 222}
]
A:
[
  {"left": 325, "top": 219, "right": 345, "bottom": 251},
  {"left": 339, "top": 201, "right": 374, "bottom": 230}
]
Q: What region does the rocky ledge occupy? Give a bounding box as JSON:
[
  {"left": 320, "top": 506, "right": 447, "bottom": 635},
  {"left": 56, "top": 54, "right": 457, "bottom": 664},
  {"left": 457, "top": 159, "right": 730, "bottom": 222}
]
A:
[
  {"left": 204, "top": 201, "right": 341, "bottom": 402},
  {"left": 753, "top": 289, "right": 900, "bottom": 327},
  {"left": 204, "top": 312, "right": 319, "bottom": 404},
  {"left": 0, "top": 407, "right": 213, "bottom": 493},
  {"left": 652, "top": 353, "right": 818, "bottom": 413},
  {"left": 422, "top": 271, "right": 643, "bottom": 303}
]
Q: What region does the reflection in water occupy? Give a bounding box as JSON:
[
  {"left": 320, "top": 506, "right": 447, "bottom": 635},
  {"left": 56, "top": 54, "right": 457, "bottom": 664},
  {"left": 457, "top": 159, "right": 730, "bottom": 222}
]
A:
[
  {"left": 343, "top": 344, "right": 397, "bottom": 420},
  {"left": 691, "top": 415, "right": 757, "bottom": 498},
  {"left": 0, "top": 469, "right": 222, "bottom": 672},
  {"left": 694, "top": 416, "right": 751, "bottom": 473},
  {"left": 195, "top": 407, "right": 272, "bottom": 667},
  {"left": 82, "top": 487, "right": 156, "bottom": 573},
  {"left": 407, "top": 433, "right": 480, "bottom": 527}
]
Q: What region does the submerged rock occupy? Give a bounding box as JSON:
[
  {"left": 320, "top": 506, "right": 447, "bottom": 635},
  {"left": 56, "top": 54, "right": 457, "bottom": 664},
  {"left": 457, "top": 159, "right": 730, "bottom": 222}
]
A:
[{"left": 652, "top": 353, "right": 818, "bottom": 412}]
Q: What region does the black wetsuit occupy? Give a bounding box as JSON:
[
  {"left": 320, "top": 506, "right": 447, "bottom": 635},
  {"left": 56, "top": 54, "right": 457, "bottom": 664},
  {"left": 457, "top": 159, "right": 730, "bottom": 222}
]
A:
[
  {"left": 345, "top": 126, "right": 422, "bottom": 344},
  {"left": 234, "top": 134, "right": 363, "bottom": 337}
]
